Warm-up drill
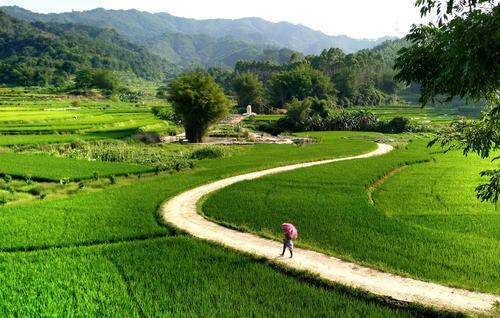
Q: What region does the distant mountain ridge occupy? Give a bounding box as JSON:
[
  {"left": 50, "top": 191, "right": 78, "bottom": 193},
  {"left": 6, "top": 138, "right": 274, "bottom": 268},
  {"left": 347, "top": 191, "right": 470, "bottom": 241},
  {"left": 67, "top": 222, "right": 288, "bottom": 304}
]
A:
[{"left": 1, "top": 6, "right": 397, "bottom": 59}]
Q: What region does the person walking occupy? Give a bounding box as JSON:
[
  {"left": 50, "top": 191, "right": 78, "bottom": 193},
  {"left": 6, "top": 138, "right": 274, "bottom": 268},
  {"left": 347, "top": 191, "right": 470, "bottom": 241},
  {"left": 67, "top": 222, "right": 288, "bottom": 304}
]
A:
[{"left": 280, "top": 223, "right": 298, "bottom": 258}]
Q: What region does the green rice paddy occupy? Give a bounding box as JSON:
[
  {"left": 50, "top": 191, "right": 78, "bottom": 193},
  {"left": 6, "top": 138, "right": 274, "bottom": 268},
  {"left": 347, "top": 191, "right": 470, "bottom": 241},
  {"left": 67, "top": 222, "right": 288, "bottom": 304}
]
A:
[
  {"left": 202, "top": 138, "right": 500, "bottom": 294},
  {"left": 0, "top": 152, "right": 155, "bottom": 181},
  {"left": 0, "top": 88, "right": 488, "bottom": 316}
]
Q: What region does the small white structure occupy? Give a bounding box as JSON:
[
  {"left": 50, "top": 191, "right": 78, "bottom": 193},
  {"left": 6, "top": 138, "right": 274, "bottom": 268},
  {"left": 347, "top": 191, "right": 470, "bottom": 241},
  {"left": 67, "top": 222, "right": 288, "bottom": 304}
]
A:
[{"left": 242, "top": 105, "right": 257, "bottom": 116}]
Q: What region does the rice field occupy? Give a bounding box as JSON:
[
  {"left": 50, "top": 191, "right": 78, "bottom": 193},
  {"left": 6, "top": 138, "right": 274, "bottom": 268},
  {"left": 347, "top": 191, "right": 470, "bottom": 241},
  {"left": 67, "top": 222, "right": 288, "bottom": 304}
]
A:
[
  {"left": 0, "top": 237, "right": 432, "bottom": 318},
  {"left": 0, "top": 88, "right": 484, "bottom": 316},
  {"left": 202, "top": 138, "right": 500, "bottom": 294},
  {"left": 0, "top": 88, "right": 175, "bottom": 143},
  {"left": 1, "top": 130, "right": 447, "bottom": 316},
  {"left": 0, "top": 132, "right": 376, "bottom": 251},
  {"left": 0, "top": 152, "right": 155, "bottom": 181}
]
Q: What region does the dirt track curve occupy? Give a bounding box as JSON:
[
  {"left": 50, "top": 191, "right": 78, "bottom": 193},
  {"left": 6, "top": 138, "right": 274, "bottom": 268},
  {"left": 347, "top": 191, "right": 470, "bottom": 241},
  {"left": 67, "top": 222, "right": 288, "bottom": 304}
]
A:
[{"left": 161, "top": 143, "right": 500, "bottom": 314}]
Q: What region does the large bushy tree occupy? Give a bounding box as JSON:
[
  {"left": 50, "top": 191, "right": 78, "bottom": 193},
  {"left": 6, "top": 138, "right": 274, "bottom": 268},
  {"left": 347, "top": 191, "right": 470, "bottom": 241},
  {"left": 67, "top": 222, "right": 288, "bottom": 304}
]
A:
[
  {"left": 168, "top": 70, "right": 230, "bottom": 143},
  {"left": 75, "top": 69, "right": 119, "bottom": 92},
  {"left": 395, "top": 0, "right": 499, "bottom": 203}
]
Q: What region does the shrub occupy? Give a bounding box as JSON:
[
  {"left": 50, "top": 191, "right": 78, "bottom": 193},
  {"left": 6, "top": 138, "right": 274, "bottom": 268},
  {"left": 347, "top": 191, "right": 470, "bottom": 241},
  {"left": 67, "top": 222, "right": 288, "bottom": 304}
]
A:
[
  {"left": 25, "top": 175, "right": 32, "bottom": 184},
  {"left": 0, "top": 196, "right": 7, "bottom": 205},
  {"left": 108, "top": 175, "right": 116, "bottom": 184},
  {"left": 3, "top": 174, "right": 12, "bottom": 183},
  {"left": 92, "top": 172, "right": 100, "bottom": 181},
  {"left": 381, "top": 117, "right": 411, "bottom": 133},
  {"left": 152, "top": 106, "right": 177, "bottom": 122},
  {"left": 28, "top": 187, "right": 43, "bottom": 196},
  {"left": 189, "top": 146, "right": 228, "bottom": 160}
]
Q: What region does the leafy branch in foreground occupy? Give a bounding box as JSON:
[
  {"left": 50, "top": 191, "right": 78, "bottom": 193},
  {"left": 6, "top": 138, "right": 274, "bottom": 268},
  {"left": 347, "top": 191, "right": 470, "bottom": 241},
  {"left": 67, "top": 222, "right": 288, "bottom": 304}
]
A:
[
  {"left": 397, "top": 0, "right": 499, "bottom": 204},
  {"left": 428, "top": 101, "right": 500, "bottom": 203}
]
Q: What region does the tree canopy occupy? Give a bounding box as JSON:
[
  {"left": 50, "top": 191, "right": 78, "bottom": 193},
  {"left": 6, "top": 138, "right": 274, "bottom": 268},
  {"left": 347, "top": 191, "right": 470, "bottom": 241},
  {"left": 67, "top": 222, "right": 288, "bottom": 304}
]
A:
[
  {"left": 233, "top": 71, "right": 265, "bottom": 110},
  {"left": 267, "top": 64, "right": 335, "bottom": 107},
  {"left": 168, "top": 70, "right": 231, "bottom": 143},
  {"left": 396, "top": 0, "right": 499, "bottom": 204}
]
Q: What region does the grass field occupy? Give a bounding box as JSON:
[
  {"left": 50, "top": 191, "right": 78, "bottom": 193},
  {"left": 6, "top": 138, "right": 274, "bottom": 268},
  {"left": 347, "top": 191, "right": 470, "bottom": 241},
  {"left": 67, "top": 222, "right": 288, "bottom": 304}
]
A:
[
  {"left": 0, "top": 87, "right": 488, "bottom": 315},
  {"left": 0, "top": 152, "right": 154, "bottom": 181},
  {"left": 202, "top": 139, "right": 500, "bottom": 294},
  {"left": 0, "top": 237, "right": 431, "bottom": 318},
  {"left": 0, "top": 133, "right": 375, "bottom": 251},
  {"left": 0, "top": 131, "right": 447, "bottom": 316}
]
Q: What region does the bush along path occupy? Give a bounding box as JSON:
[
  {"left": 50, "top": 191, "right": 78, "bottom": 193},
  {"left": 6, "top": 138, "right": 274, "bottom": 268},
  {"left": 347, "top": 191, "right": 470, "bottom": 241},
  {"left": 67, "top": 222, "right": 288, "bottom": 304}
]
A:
[{"left": 161, "top": 143, "right": 500, "bottom": 315}]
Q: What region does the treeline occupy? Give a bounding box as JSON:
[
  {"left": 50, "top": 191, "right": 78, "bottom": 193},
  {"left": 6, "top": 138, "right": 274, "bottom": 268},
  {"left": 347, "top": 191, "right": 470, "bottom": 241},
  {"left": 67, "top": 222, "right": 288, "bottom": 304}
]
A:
[
  {"left": 207, "top": 40, "right": 406, "bottom": 111},
  {"left": 260, "top": 97, "right": 419, "bottom": 135},
  {"left": 0, "top": 11, "right": 174, "bottom": 86}
]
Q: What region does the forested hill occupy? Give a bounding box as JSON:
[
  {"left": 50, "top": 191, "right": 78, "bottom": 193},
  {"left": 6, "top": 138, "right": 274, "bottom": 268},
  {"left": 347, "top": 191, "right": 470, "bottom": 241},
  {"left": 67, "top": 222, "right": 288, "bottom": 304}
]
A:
[
  {"left": 0, "top": 11, "right": 175, "bottom": 86},
  {"left": 1, "top": 6, "right": 396, "bottom": 56}
]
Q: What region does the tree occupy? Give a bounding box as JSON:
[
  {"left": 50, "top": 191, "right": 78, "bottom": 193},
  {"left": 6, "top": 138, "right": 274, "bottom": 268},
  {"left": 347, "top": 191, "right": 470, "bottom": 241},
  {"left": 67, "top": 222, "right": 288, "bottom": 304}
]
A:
[
  {"left": 168, "top": 70, "right": 231, "bottom": 143},
  {"left": 395, "top": 0, "right": 499, "bottom": 203},
  {"left": 92, "top": 69, "right": 119, "bottom": 92},
  {"left": 267, "top": 64, "right": 334, "bottom": 107},
  {"left": 74, "top": 69, "right": 119, "bottom": 93},
  {"left": 233, "top": 71, "right": 265, "bottom": 110}
]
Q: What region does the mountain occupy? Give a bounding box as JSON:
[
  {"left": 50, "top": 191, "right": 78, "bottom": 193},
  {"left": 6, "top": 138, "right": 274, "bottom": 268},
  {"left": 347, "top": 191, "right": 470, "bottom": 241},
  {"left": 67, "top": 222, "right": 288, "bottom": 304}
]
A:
[
  {"left": 0, "top": 10, "right": 174, "bottom": 86},
  {"left": 1, "top": 6, "right": 397, "bottom": 58}
]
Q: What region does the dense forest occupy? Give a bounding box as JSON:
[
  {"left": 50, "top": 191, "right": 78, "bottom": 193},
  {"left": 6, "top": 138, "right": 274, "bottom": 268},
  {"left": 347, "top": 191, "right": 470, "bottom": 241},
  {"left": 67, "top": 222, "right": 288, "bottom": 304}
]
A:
[{"left": 0, "top": 11, "right": 174, "bottom": 86}]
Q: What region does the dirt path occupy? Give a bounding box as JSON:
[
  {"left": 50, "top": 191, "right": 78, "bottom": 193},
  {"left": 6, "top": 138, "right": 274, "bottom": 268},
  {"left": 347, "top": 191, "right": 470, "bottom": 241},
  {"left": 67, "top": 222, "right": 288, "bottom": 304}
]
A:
[{"left": 161, "top": 143, "right": 500, "bottom": 314}]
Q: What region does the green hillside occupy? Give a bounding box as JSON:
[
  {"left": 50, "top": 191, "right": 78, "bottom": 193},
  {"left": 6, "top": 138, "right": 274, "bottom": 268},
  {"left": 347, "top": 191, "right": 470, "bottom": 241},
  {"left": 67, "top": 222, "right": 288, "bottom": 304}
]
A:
[
  {"left": 1, "top": 6, "right": 396, "bottom": 62},
  {"left": 0, "top": 11, "right": 174, "bottom": 86}
]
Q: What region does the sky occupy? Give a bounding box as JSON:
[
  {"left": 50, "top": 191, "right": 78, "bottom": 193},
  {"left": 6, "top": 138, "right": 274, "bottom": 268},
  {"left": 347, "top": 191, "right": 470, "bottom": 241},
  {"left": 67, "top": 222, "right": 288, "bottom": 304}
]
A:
[{"left": 0, "top": 0, "right": 426, "bottom": 38}]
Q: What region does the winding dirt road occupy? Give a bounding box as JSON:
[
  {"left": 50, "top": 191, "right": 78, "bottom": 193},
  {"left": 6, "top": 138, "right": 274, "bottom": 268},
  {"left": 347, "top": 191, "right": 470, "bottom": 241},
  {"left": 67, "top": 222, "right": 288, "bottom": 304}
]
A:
[{"left": 161, "top": 143, "right": 500, "bottom": 314}]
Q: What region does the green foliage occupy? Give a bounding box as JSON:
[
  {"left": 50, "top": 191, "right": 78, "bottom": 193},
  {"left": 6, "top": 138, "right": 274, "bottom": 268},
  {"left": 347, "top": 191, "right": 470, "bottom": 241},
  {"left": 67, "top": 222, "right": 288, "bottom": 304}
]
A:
[
  {"left": 108, "top": 175, "right": 116, "bottom": 184},
  {"left": 188, "top": 146, "right": 229, "bottom": 160},
  {"left": 1, "top": 6, "right": 392, "bottom": 67},
  {"left": 75, "top": 69, "right": 119, "bottom": 92},
  {"left": 0, "top": 11, "right": 172, "bottom": 86},
  {"left": 395, "top": 6, "right": 499, "bottom": 105},
  {"left": 397, "top": 0, "right": 499, "bottom": 203},
  {"left": 429, "top": 103, "right": 500, "bottom": 203},
  {"left": 267, "top": 64, "right": 335, "bottom": 107},
  {"left": 3, "top": 174, "right": 12, "bottom": 183},
  {"left": 151, "top": 106, "right": 176, "bottom": 122},
  {"left": 237, "top": 43, "right": 405, "bottom": 108},
  {"left": 267, "top": 97, "right": 415, "bottom": 134},
  {"left": 168, "top": 70, "right": 231, "bottom": 142},
  {"left": 233, "top": 71, "right": 265, "bottom": 108},
  {"left": 208, "top": 66, "right": 234, "bottom": 93},
  {"left": 0, "top": 132, "right": 374, "bottom": 251}
]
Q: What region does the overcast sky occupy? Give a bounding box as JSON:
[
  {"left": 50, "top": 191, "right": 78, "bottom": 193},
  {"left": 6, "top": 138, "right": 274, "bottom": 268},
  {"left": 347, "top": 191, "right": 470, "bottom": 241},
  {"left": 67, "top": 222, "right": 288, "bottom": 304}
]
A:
[{"left": 0, "top": 0, "right": 427, "bottom": 38}]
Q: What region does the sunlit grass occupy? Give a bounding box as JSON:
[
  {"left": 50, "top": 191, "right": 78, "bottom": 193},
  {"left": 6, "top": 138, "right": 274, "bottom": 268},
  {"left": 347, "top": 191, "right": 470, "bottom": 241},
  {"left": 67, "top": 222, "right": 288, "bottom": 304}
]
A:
[{"left": 203, "top": 139, "right": 500, "bottom": 293}]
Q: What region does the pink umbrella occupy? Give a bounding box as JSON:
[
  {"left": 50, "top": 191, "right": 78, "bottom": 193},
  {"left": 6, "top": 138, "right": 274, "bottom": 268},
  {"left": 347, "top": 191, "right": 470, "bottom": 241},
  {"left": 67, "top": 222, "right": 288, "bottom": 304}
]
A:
[{"left": 281, "top": 223, "right": 298, "bottom": 239}]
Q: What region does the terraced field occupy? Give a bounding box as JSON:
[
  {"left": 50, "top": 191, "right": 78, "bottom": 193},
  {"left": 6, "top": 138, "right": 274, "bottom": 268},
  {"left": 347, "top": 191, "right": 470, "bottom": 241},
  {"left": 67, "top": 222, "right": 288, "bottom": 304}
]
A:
[{"left": 0, "top": 88, "right": 175, "bottom": 144}]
